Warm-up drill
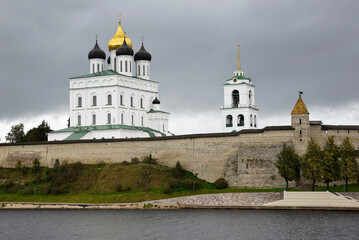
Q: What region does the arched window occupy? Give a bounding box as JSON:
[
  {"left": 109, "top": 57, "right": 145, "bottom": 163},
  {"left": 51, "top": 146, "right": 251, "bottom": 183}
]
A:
[
  {"left": 121, "top": 113, "right": 124, "bottom": 124},
  {"left": 232, "top": 90, "right": 239, "bottom": 108},
  {"left": 130, "top": 96, "right": 134, "bottom": 107},
  {"left": 77, "top": 115, "right": 81, "bottom": 126},
  {"left": 107, "top": 113, "right": 111, "bottom": 124},
  {"left": 140, "top": 98, "right": 143, "bottom": 108},
  {"left": 249, "top": 90, "right": 252, "bottom": 105},
  {"left": 102, "top": 64, "right": 104, "bottom": 71},
  {"left": 97, "top": 63, "right": 99, "bottom": 72},
  {"left": 130, "top": 61, "right": 132, "bottom": 72},
  {"left": 120, "top": 60, "right": 123, "bottom": 72},
  {"left": 141, "top": 116, "right": 144, "bottom": 126},
  {"left": 138, "top": 65, "right": 140, "bottom": 76},
  {"left": 92, "top": 114, "right": 96, "bottom": 125},
  {"left": 237, "top": 114, "right": 244, "bottom": 126},
  {"left": 114, "top": 60, "right": 116, "bottom": 72},
  {"left": 254, "top": 115, "right": 257, "bottom": 127},
  {"left": 163, "top": 125, "right": 165, "bottom": 132},
  {"left": 143, "top": 65, "right": 145, "bottom": 76},
  {"left": 125, "top": 61, "right": 128, "bottom": 72},
  {"left": 120, "top": 95, "right": 124, "bottom": 105},
  {"left": 226, "top": 115, "right": 233, "bottom": 127},
  {"left": 92, "top": 96, "right": 97, "bottom": 106},
  {"left": 92, "top": 64, "right": 95, "bottom": 73},
  {"left": 131, "top": 115, "right": 134, "bottom": 125},
  {"left": 147, "top": 66, "right": 149, "bottom": 76},
  {"left": 77, "top": 97, "right": 82, "bottom": 107},
  {"left": 250, "top": 114, "right": 253, "bottom": 127},
  {"left": 107, "top": 94, "right": 112, "bottom": 105}
]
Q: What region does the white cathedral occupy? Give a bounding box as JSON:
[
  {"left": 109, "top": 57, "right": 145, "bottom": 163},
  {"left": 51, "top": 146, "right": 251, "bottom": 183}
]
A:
[
  {"left": 220, "top": 45, "right": 259, "bottom": 132},
  {"left": 48, "top": 17, "right": 171, "bottom": 141}
]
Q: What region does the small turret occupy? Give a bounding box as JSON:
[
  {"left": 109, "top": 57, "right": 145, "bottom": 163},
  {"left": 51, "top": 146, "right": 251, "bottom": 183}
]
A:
[
  {"left": 115, "top": 38, "right": 133, "bottom": 76},
  {"left": 88, "top": 36, "right": 106, "bottom": 74},
  {"left": 135, "top": 39, "right": 152, "bottom": 80}
]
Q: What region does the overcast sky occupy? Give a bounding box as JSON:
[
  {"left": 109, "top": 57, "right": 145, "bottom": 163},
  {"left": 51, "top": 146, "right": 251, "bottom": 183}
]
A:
[{"left": 0, "top": 0, "right": 358, "bottom": 141}]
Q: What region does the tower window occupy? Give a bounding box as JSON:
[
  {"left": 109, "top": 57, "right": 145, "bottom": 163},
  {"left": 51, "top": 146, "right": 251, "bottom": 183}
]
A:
[
  {"left": 77, "top": 97, "right": 82, "bottom": 107},
  {"left": 92, "top": 64, "right": 95, "bottom": 73},
  {"left": 249, "top": 90, "right": 252, "bottom": 105},
  {"left": 147, "top": 66, "right": 149, "bottom": 76},
  {"left": 130, "top": 61, "right": 132, "bottom": 72},
  {"left": 143, "top": 65, "right": 145, "bottom": 76},
  {"left": 254, "top": 115, "right": 257, "bottom": 127},
  {"left": 114, "top": 60, "right": 116, "bottom": 72},
  {"left": 232, "top": 90, "right": 239, "bottom": 108},
  {"left": 138, "top": 65, "right": 140, "bottom": 76},
  {"left": 237, "top": 114, "right": 244, "bottom": 126},
  {"left": 299, "top": 119, "right": 302, "bottom": 124},
  {"left": 226, "top": 115, "right": 233, "bottom": 127},
  {"left": 130, "top": 97, "right": 134, "bottom": 107},
  {"left": 120, "top": 61, "right": 122, "bottom": 72},
  {"left": 163, "top": 124, "right": 165, "bottom": 132},
  {"left": 300, "top": 130, "right": 302, "bottom": 135},
  {"left": 131, "top": 115, "right": 134, "bottom": 125},
  {"left": 102, "top": 64, "right": 104, "bottom": 71},
  {"left": 77, "top": 115, "right": 81, "bottom": 126},
  {"left": 120, "top": 95, "right": 124, "bottom": 105},
  {"left": 107, "top": 113, "right": 111, "bottom": 124},
  {"left": 107, "top": 94, "right": 112, "bottom": 105},
  {"left": 125, "top": 61, "right": 128, "bottom": 72},
  {"left": 97, "top": 63, "right": 100, "bottom": 72},
  {"left": 121, "top": 113, "right": 124, "bottom": 124},
  {"left": 92, "top": 96, "right": 97, "bottom": 106},
  {"left": 140, "top": 98, "right": 143, "bottom": 108},
  {"left": 250, "top": 114, "right": 253, "bottom": 127},
  {"left": 141, "top": 116, "right": 144, "bottom": 126},
  {"left": 92, "top": 114, "right": 96, "bottom": 125}
]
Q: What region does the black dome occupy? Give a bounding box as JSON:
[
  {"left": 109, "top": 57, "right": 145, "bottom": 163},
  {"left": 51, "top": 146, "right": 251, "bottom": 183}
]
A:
[
  {"left": 152, "top": 97, "right": 160, "bottom": 104},
  {"left": 134, "top": 43, "right": 152, "bottom": 61},
  {"left": 107, "top": 56, "right": 111, "bottom": 64},
  {"left": 88, "top": 42, "right": 106, "bottom": 60},
  {"left": 116, "top": 38, "right": 134, "bottom": 56}
]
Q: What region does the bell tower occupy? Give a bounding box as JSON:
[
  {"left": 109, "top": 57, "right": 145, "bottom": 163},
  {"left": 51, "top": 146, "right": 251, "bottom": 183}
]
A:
[{"left": 220, "top": 44, "right": 259, "bottom": 132}]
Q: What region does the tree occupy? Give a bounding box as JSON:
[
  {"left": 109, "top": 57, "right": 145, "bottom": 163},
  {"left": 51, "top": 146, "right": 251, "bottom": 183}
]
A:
[
  {"left": 275, "top": 144, "right": 300, "bottom": 190},
  {"left": 321, "top": 136, "right": 341, "bottom": 190},
  {"left": 339, "top": 137, "right": 358, "bottom": 192},
  {"left": 302, "top": 139, "right": 323, "bottom": 191},
  {"left": 5, "top": 123, "right": 26, "bottom": 143},
  {"left": 25, "top": 120, "right": 52, "bottom": 142}
]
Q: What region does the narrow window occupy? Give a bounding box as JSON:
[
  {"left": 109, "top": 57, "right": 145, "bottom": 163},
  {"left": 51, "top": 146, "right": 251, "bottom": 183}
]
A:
[
  {"left": 102, "top": 64, "right": 104, "bottom": 71},
  {"left": 120, "top": 61, "right": 122, "bottom": 72},
  {"left": 77, "top": 97, "right": 82, "bottom": 107},
  {"left": 232, "top": 90, "right": 239, "bottom": 107},
  {"left": 299, "top": 119, "right": 302, "bottom": 124},
  {"left": 141, "top": 116, "right": 144, "bottom": 126},
  {"left": 299, "top": 130, "right": 302, "bottom": 135},
  {"left": 120, "top": 95, "right": 123, "bottom": 105},
  {"left": 246, "top": 163, "right": 248, "bottom": 169},
  {"left": 107, "top": 113, "right": 111, "bottom": 124},
  {"left": 114, "top": 60, "right": 117, "bottom": 72},
  {"left": 249, "top": 90, "right": 252, "bottom": 105},
  {"left": 254, "top": 115, "right": 257, "bottom": 127},
  {"left": 131, "top": 115, "right": 134, "bottom": 125},
  {"left": 226, "top": 115, "right": 233, "bottom": 127},
  {"left": 121, "top": 113, "right": 124, "bottom": 124},
  {"left": 250, "top": 114, "right": 253, "bottom": 127},
  {"left": 92, "top": 96, "right": 97, "bottom": 106},
  {"left": 131, "top": 96, "right": 133, "bottom": 107},
  {"left": 92, "top": 64, "right": 95, "bottom": 73},
  {"left": 138, "top": 65, "right": 140, "bottom": 76},
  {"left": 130, "top": 61, "right": 132, "bottom": 72},
  {"left": 163, "top": 125, "right": 165, "bottom": 132},
  {"left": 125, "top": 61, "right": 128, "bottom": 72},
  {"left": 147, "top": 66, "right": 149, "bottom": 76},
  {"left": 97, "top": 63, "right": 99, "bottom": 72},
  {"left": 92, "top": 114, "right": 96, "bottom": 125},
  {"left": 77, "top": 115, "right": 81, "bottom": 126},
  {"left": 140, "top": 98, "right": 143, "bottom": 108},
  {"left": 143, "top": 65, "right": 145, "bottom": 76},
  {"left": 108, "top": 95, "right": 112, "bottom": 105}
]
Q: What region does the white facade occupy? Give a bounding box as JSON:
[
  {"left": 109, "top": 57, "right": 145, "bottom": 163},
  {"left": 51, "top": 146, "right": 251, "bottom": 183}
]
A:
[
  {"left": 220, "top": 46, "right": 259, "bottom": 132},
  {"left": 48, "top": 18, "right": 170, "bottom": 141}
]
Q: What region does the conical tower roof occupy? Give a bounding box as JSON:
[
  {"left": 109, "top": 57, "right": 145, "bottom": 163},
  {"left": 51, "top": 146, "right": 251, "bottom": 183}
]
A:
[{"left": 291, "top": 96, "right": 309, "bottom": 114}]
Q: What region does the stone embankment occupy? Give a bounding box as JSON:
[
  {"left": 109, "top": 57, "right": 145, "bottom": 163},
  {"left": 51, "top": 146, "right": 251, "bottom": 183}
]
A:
[{"left": 147, "top": 192, "right": 283, "bottom": 206}]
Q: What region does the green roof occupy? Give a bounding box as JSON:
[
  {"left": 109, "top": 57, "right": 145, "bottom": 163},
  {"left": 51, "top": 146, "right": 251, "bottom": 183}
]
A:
[
  {"left": 69, "top": 70, "right": 158, "bottom": 83},
  {"left": 147, "top": 109, "right": 170, "bottom": 114},
  {"left": 226, "top": 75, "right": 251, "bottom": 82},
  {"left": 51, "top": 124, "right": 166, "bottom": 140}
]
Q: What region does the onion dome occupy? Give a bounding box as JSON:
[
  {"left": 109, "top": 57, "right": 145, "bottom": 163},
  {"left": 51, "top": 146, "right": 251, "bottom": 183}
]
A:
[
  {"left": 107, "top": 56, "right": 111, "bottom": 64},
  {"left": 108, "top": 17, "right": 133, "bottom": 50},
  {"left": 88, "top": 41, "right": 106, "bottom": 60},
  {"left": 152, "top": 97, "right": 160, "bottom": 104},
  {"left": 116, "top": 38, "right": 134, "bottom": 56},
  {"left": 134, "top": 43, "right": 152, "bottom": 61}
]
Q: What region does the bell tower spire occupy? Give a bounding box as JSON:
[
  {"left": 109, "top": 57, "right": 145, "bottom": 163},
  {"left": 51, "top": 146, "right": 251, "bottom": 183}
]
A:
[
  {"left": 237, "top": 44, "right": 240, "bottom": 70},
  {"left": 233, "top": 43, "right": 244, "bottom": 77}
]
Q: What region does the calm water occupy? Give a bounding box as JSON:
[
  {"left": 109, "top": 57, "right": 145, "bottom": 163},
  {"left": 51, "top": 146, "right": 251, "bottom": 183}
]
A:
[{"left": 0, "top": 209, "right": 358, "bottom": 240}]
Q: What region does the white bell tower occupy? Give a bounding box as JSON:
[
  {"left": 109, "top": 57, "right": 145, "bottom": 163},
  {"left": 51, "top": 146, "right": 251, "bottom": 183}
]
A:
[{"left": 220, "top": 44, "right": 259, "bottom": 132}]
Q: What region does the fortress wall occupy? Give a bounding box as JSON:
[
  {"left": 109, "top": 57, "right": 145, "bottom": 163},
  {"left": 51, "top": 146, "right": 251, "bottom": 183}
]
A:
[{"left": 0, "top": 131, "right": 294, "bottom": 187}]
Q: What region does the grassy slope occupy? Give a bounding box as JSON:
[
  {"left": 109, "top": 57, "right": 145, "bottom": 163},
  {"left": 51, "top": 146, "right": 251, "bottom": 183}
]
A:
[{"left": 0, "top": 162, "right": 358, "bottom": 204}]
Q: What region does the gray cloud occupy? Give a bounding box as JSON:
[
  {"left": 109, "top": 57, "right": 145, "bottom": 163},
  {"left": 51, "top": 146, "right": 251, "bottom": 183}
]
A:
[{"left": 0, "top": 0, "right": 358, "bottom": 125}]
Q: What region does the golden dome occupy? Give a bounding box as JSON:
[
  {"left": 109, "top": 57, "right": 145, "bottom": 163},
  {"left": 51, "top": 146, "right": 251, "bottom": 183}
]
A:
[{"left": 108, "top": 17, "right": 132, "bottom": 51}]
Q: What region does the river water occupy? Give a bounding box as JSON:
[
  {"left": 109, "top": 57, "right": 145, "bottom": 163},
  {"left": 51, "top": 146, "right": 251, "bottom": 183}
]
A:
[{"left": 0, "top": 209, "right": 358, "bottom": 240}]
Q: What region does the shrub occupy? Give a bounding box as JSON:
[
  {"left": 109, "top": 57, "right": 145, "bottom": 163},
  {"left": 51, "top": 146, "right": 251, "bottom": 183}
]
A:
[
  {"left": 50, "top": 184, "right": 70, "bottom": 194},
  {"left": 172, "top": 161, "right": 186, "bottom": 178},
  {"left": 54, "top": 159, "right": 60, "bottom": 169},
  {"left": 31, "top": 158, "right": 41, "bottom": 174},
  {"left": 169, "top": 178, "right": 179, "bottom": 188},
  {"left": 15, "top": 161, "right": 22, "bottom": 172},
  {"left": 115, "top": 184, "right": 124, "bottom": 192},
  {"left": 214, "top": 178, "right": 228, "bottom": 189},
  {"left": 131, "top": 157, "right": 139, "bottom": 164},
  {"left": 41, "top": 167, "right": 51, "bottom": 182},
  {"left": 20, "top": 186, "right": 34, "bottom": 195},
  {"left": 163, "top": 186, "right": 172, "bottom": 194},
  {"left": 182, "top": 179, "right": 201, "bottom": 190},
  {"left": 142, "top": 154, "right": 157, "bottom": 165}
]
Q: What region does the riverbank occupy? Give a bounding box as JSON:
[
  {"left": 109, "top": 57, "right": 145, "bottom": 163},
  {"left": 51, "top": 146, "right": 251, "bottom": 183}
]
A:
[{"left": 2, "top": 192, "right": 359, "bottom": 210}]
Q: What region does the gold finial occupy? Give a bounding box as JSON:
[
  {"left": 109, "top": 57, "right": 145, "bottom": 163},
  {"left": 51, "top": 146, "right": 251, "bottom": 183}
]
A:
[
  {"left": 237, "top": 44, "right": 241, "bottom": 70},
  {"left": 96, "top": 34, "right": 98, "bottom": 43},
  {"left": 142, "top": 36, "right": 144, "bottom": 44},
  {"left": 118, "top": 14, "right": 121, "bottom": 24}
]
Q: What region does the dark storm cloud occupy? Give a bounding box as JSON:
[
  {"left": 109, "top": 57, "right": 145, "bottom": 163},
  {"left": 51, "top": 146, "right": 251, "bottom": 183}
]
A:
[{"left": 0, "top": 0, "right": 358, "bottom": 121}]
